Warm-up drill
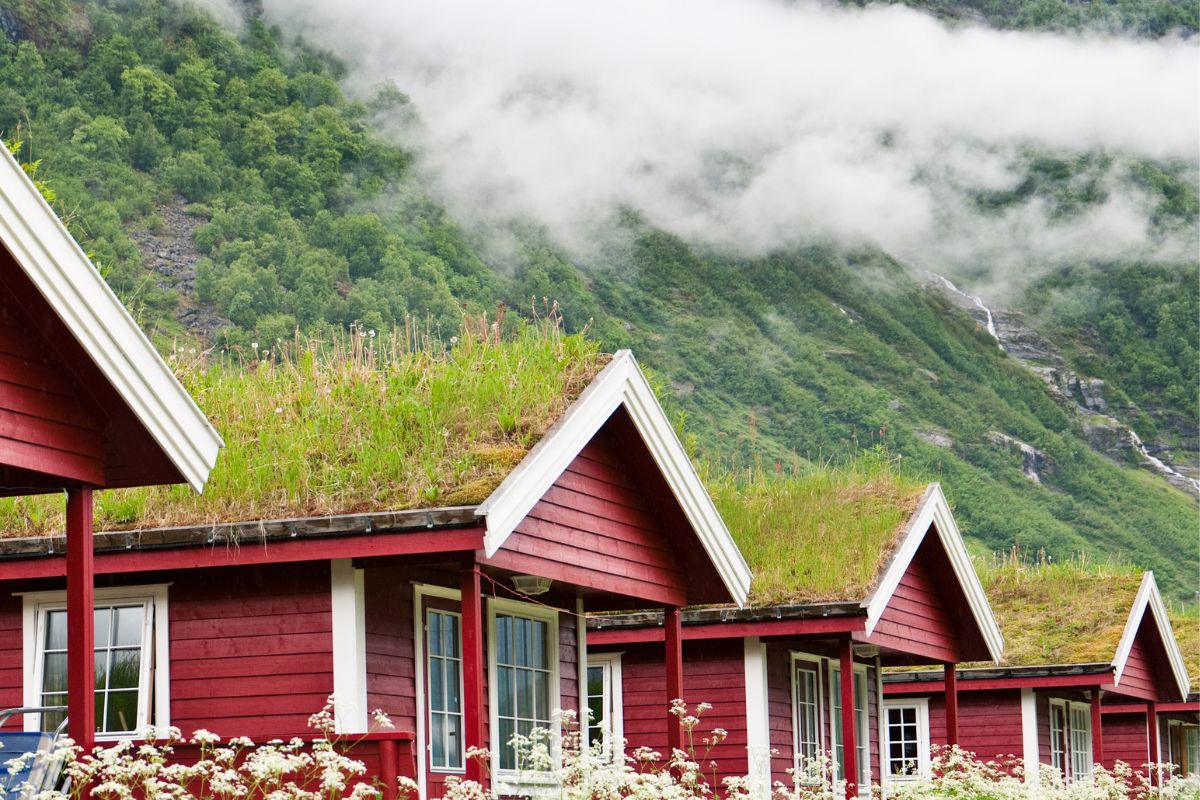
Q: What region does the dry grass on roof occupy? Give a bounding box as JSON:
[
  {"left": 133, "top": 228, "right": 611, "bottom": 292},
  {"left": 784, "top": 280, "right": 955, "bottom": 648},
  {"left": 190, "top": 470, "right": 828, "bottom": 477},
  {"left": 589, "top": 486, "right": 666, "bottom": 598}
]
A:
[
  {"left": 707, "top": 455, "right": 926, "bottom": 605},
  {"left": 1168, "top": 608, "right": 1199, "bottom": 687},
  {"left": 0, "top": 316, "right": 608, "bottom": 537},
  {"left": 979, "top": 558, "right": 1146, "bottom": 668}
]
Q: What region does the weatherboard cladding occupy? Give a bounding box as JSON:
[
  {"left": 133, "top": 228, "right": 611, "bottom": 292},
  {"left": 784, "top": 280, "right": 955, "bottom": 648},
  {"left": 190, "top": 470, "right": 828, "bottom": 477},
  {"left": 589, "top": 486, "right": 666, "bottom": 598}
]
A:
[
  {"left": 1117, "top": 612, "right": 1170, "bottom": 701},
  {"left": 866, "top": 533, "right": 961, "bottom": 663},
  {"left": 926, "top": 690, "right": 1025, "bottom": 760},
  {"left": 1103, "top": 711, "right": 1151, "bottom": 772}
]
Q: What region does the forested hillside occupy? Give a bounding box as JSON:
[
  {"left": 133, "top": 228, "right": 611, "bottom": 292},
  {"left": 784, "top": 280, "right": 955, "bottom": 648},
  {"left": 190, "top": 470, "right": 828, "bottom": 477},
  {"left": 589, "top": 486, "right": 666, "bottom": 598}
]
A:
[{"left": 0, "top": 0, "right": 1195, "bottom": 600}]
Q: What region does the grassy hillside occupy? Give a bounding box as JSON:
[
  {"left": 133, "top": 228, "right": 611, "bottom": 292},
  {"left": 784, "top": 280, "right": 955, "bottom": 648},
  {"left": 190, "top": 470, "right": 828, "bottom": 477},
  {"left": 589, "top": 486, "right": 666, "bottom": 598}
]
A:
[{"left": 0, "top": 0, "right": 1194, "bottom": 600}]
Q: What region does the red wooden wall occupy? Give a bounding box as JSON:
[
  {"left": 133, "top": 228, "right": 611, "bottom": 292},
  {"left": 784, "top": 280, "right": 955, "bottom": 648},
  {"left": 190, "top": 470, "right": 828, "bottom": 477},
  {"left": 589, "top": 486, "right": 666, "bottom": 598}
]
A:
[
  {"left": 928, "top": 690, "right": 1025, "bottom": 761},
  {"left": 1116, "top": 613, "right": 1170, "bottom": 701},
  {"left": 364, "top": 566, "right": 417, "bottom": 734},
  {"left": 1102, "top": 711, "right": 1150, "bottom": 772},
  {"left": 867, "top": 536, "right": 971, "bottom": 664},
  {"left": 169, "top": 563, "right": 334, "bottom": 737},
  {"left": 0, "top": 591, "right": 22, "bottom": 723}
]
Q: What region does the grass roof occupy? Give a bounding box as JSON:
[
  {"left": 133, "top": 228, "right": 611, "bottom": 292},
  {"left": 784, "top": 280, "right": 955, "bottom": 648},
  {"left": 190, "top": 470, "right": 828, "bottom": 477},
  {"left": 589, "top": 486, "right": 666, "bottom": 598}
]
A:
[
  {"left": 0, "top": 319, "right": 608, "bottom": 537},
  {"left": 979, "top": 560, "right": 1153, "bottom": 668},
  {"left": 1169, "top": 609, "right": 1199, "bottom": 687},
  {"left": 708, "top": 457, "right": 927, "bottom": 605}
]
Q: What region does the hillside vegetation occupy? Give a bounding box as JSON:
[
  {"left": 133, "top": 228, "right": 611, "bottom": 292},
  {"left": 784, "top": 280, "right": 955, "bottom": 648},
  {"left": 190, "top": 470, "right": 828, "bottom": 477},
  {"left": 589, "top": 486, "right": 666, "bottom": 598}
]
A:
[{"left": 0, "top": 0, "right": 1195, "bottom": 600}]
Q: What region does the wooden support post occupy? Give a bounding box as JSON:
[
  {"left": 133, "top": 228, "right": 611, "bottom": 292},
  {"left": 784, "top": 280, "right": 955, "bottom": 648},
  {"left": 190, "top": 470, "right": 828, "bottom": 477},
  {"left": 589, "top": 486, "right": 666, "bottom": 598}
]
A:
[
  {"left": 378, "top": 738, "right": 398, "bottom": 800},
  {"left": 944, "top": 663, "right": 959, "bottom": 747},
  {"left": 461, "top": 562, "right": 486, "bottom": 785},
  {"left": 839, "top": 636, "right": 858, "bottom": 800},
  {"left": 1091, "top": 690, "right": 1104, "bottom": 768},
  {"left": 1146, "top": 701, "right": 1159, "bottom": 787},
  {"left": 664, "top": 605, "right": 683, "bottom": 752},
  {"left": 66, "top": 488, "right": 95, "bottom": 753}
]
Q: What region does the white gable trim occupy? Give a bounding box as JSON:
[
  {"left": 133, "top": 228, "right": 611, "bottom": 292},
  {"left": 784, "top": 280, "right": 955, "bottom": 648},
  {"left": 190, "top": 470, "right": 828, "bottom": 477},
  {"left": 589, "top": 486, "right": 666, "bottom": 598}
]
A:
[
  {"left": 1112, "top": 572, "right": 1190, "bottom": 701},
  {"left": 862, "top": 483, "right": 1003, "bottom": 663},
  {"left": 476, "top": 350, "right": 751, "bottom": 606},
  {"left": 0, "top": 149, "right": 221, "bottom": 491}
]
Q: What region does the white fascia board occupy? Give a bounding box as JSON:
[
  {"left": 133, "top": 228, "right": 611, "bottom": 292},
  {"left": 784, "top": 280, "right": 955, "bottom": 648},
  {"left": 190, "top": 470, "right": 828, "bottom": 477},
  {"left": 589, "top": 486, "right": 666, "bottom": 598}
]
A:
[
  {"left": 1112, "top": 572, "right": 1190, "bottom": 700},
  {"left": 0, "top": 149, "right": 222, "bottom": 491},
  {"left": 477, "top": 350, "right": 752, "bottom": 607},
  {"left": 863, "top": 484, "right": 1004, "bottom": 663}
]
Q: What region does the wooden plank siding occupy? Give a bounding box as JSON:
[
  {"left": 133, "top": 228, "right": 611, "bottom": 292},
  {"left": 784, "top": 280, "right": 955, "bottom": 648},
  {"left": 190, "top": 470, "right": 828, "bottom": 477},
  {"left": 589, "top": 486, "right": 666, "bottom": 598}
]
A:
[
  {"left": 928, "top": 690, "right": 1026, "bottom": 762},
  {"left": 168, "top": 563, "right": 334, "bottom": 738},
  {"left": 866, "top": 535, "right": 965, "bottom": 664},
  {"left": 486, "top": 433, "right": 689, "bottom": 607},
  {"left": 364, "top": 566, "right": 417, "bottom": 734},
  {"left": 1115, "top": 613, "right": 1170, "bottom": 701},
  {"left": 1101, "top": 711, "right": 1150, "bottom": 773},
  {"left": 0, "top": 592, "right": 22, "bottom": 724}
]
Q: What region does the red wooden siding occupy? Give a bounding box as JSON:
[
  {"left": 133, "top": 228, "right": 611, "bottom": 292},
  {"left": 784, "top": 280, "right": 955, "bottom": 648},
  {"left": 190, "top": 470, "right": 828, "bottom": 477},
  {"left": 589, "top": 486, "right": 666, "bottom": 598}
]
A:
[
  {"left": 1101, "top": 711, "right": 1149, "bottom": 772},
  {"left": 169, "top": 563, "right": 334, "bottom": 738},
  {"left": 364, "top": 567, "right": 417, "bottom": 733},
  {"left": 604, "top": 639, "right": 750, "bottom": 785},
  {"left": 1116, "top": 613, "right": 1171, "bottom": 701},
  {"left": 0, "top": 592, "right": 22, "bottom": 723},
  {"left": 866, "top": 535, "right": 966, "bottom": 664},
  {"left": 765, "top": 642, "right": 794, "bottom": 785},
  {"left": 929, "top": 690, "right": 1025, "bottom": 762}
]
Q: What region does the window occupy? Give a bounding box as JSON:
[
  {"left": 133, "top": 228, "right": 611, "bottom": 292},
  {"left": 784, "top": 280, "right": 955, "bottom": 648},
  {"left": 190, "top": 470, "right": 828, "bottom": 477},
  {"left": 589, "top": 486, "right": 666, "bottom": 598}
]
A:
[
  {"left": 584, "top": 653, "right": 622, "bottom": 758},
  {"left": 1048, "top": 699, "right": 1091, "bottom": 781},
  {"left": 882, "top": 699, "right": 930, "bottom": 780},
  {"left": 426, "top": 608, "right": 464, "bottom": 772},
  {"left": 792, "top": 661, "right": 821, "bottom": 770},
  {"left": 829, "top": 663, "right": 869, "bottom": 788},
  {"left": 22, "top": 585, "right": 169, "bottom": 738},
  {"left": 1167, "top": 722, "right": 1199, "bottom": 778},
  {"left": 488, "top": 599, "right": 559, "bottom": 775}
]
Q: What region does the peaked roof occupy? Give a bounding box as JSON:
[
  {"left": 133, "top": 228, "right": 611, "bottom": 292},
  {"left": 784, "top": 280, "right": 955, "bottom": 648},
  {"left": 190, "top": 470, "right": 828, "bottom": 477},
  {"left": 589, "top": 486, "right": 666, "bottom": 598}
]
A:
[
  {"left": 863, "top": 484, "right": 1003, "bottom": 663},
  {"left": 0, "top": 148, "right": 222, "bottom": 492},
  {"left": 478, "top": 349, "right": 752, "bottom": 607},
  {"left": 1112, "top": 572, "right": 1191, "bottom": 700},
  {"left": 980, "top": 563, "right": 1190, "bottom": 700}
]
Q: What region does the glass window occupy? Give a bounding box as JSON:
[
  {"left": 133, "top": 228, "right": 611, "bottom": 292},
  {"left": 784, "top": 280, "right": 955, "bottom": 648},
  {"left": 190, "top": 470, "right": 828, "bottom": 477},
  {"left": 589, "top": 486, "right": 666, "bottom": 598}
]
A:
[
  {"left": 1049, "top": 702, "right": 1068, "bottom": 776},
  {"left": 1184, "top": 727, "right": 1199, "bottom": 777},
  {"left": 584, "top": 655, "right": 621, "bottom": 758},
  {"left": 38, "top": 603, "right": 150, "bottom": 735},
  {"left": 885, "top": 705, "right": 923, "bottom": 777},
  {"left": 794, "top": 664, "right": 820, "bottom": 766},
  {"left": 427, "top": 609, "right": 464, "bottom": 771},
  {"left": 1069, "top": 704, "right": 1091, "bottom": 779},
  {"left": 494, "top": 612, "right": 552, "bottom": 771}
]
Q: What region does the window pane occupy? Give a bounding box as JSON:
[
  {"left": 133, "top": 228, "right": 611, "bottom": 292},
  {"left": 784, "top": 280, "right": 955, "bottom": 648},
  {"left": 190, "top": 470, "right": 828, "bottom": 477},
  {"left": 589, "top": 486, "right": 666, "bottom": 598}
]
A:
[
  {"left": 516, "top": 668, "right": 533, "bottom": 718},
  {"left": 430, "top": 657, "right": 445, "bottom": 712},
  {"left": 515, "top": 618, "right": 529, "bottom": 667},
  {"left": 44, "top": 611, "right": 67, "bottom": 651},
  {"left": 95, "top": 651, "right": 110, "bottom": 690},
  {"left": 445, "top": 615, "right": 459, "bottom": 659},
  {"left": 531, "top": 620, "right": 545, "bottom": 668},
  {"left": 94, "top": 607, "right": 112, "bottom": 648},
  {"left": 496, "top": 616, "right": 512, "bottom": 664},
  {"left": 447, "top": 713, "right": 462, "bottom": 768},
  {"left": 534, "top": 670, "right": 550, "bottom": 721},
  {"left": 105, "top": 690, "right": 138, "bottom": 733},
  {"left": 431, "top": 713, "right": 445, "bottom": 766},
  {"left": 447, "top": 660, "right": 461, "bottom": 709},
  {"left": 113, "top": 607, "right": 143, "bottom": 647},
  {"left": 498, "top": 718, "right": 516, "bottom": 771},
  {"left": 42, "top": 652, "right": 67, "bottom": 693},
  {"left": 429, "top": 612, "right": 441, "bottom": 656},
  {"left": 39, "top": 699, "right": 65, "bottom": 733},
  {"left": 497, "top": 666, "right": 514, "bottom": 718}
]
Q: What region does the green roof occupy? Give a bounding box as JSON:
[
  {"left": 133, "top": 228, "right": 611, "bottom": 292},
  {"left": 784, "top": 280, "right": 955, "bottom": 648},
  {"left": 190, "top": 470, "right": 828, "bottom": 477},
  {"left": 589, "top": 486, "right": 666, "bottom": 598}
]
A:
[
  {"left": 980, "top": 561, "right": 1149, "bottom": 668},
  {"left": 0, "top": 326, "right": 608, "bottom": 537},
  {"left": 708, "top": 462, "right": 927, "bottom": 605}
]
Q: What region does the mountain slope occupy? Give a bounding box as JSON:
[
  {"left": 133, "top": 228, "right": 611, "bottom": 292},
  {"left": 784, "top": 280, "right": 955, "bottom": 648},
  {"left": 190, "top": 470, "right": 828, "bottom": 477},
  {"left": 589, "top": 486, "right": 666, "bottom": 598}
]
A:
[{"left": 0, "top": 0, "right": 1195, "bottom": 599}]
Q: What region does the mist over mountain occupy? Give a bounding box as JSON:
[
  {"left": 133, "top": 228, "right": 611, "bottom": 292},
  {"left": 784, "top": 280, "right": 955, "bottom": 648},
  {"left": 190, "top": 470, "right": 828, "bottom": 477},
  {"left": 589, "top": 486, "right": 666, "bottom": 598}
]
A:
[{"left": 0, "top": 0, "right": 1195, "bottom": 598}]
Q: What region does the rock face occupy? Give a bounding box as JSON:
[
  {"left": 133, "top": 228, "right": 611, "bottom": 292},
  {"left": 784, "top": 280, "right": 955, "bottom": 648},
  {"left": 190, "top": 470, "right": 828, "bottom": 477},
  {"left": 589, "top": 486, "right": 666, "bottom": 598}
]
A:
[
  {"left": 1033, "top": 367, "right": 1109, "bottom": 414},
  {"left": 130, "top": 198, "right": 228, "bottom": 343},
  {"left": 986, "top": 430, "right": 1053, "bottom": 485}
]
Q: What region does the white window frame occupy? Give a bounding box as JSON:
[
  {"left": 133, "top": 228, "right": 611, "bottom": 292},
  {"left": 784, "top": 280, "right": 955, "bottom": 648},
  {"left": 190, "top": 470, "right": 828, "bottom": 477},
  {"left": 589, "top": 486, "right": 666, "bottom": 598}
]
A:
[
  {"left": 881, "top": 698, "right": 931, "bottom": 782},
  {"left": 20, "top": 584, "right": 170, "bottom": 740},
  {"left": 487, "top": 596, "right": 561, "bottom": 786},
  {"left": 584, "top": 652, "right": 623, "bottom": 760},
  {"left": 413, "top": 582, "right": 467, "bottom": 794},
  {"left": 426, "top": 606, "right": 466, "bottom": 773},
  {"left": 789, "top": 653, "right": 825, "bottom": 777},
  {"left": 1048, "top": 699, "right": 1092, "bottom": 781}
]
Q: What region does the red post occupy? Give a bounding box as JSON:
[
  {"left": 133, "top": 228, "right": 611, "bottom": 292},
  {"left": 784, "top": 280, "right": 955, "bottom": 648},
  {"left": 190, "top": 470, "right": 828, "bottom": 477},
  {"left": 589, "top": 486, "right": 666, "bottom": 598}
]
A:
[
  {"left": 378, "top": 738, "right": 398, "bottom": 800},
  {"left": 1091, "top": 691, "right": 1104, "bottom": 768},
  {"left": 839, "top": 636, "right": 858, "bottom": 799},
  {"left": 66, "top": 488, "right": 95, "bottom": 752},
  {"left": 1146, "top": 701, "right": 1159, "bottom": 786},
  {"left": 664, "top": 606, "right": 683, "bottom": 752},
  {"left": 944, "top": 662, "right": 959, "bottom": 747},
  {"left": 461, "top": 563, "right": 486, "bottom": 785}
]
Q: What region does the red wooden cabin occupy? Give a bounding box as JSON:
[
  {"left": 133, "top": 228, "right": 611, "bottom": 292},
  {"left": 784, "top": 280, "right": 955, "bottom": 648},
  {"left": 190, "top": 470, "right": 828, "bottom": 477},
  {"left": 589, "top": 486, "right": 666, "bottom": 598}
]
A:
[
  {"left": 586, "top": 483, "right": 1003, "bottom": 798},
  {"left": 0, "top": 146, "right": 223, "bottom": 753},
  {"left": 0, "top": 344, "right": 753, "bottom": 799},
  {"left": 884, "top": 570, "right": 1193, "bottom": 787}
]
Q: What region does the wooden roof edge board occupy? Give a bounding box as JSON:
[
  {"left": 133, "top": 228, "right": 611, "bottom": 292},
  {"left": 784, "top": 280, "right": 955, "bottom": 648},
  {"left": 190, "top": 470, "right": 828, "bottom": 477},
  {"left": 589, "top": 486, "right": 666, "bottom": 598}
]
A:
[
  {"left": 883, "top": 662, "right": 1115, "bottom": 684},
  {"left": 477, "top": 349, "right": 752, "bottom": 607},
  {"left": 861, "top": 482, "right": 1004, "bottom": 664},
  {"left": 1112, "top": 571, "right": 1191, "bottom": 701},
  {"left": 0, "top": 149, "right": 223, "bottom": 492},
  {"left": 586, "top": 600, "right": 864, "bottom": 630},
  {"left": 0, "top": 506, "right": 482, "bottom": 560}
]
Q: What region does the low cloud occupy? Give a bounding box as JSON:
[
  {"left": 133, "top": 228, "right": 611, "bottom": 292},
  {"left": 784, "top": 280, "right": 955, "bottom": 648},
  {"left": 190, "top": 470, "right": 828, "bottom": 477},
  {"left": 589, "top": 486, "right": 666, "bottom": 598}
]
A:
[{"left": 252, "top": 0, "right": 1198, "bottom": 294}]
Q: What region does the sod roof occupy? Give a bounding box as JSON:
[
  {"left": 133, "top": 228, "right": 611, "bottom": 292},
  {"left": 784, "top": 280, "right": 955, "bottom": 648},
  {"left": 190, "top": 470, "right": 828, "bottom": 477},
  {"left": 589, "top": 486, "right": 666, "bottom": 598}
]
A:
[
  {"left": 978, "top": 561, "right": 1197, "bottom": 682},
  {"left": 708, "top": 463, "right": 927, "bottom": 605},
  {"left": 0, "top": 325, "right": 608, "bottom": 537}
]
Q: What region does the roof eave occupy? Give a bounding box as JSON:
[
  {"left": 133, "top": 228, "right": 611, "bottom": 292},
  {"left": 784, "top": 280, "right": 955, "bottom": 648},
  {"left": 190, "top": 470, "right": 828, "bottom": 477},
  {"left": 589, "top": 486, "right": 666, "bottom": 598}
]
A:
[
  {"left": 0, "top": 149, "right": 223, "bottom": 492},
  {"left": 477, "top": 350, "right": 752, "bottom": 607}
]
